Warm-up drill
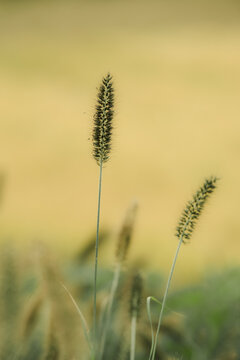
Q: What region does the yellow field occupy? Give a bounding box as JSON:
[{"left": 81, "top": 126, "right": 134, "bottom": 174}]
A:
[{"left": 0, "top": 0, "right": 240, "bottom": 283}]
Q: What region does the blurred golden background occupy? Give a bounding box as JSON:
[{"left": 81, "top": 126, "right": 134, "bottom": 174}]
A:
[{"left": 0, "top": 0, "right": 240, "bottom": 284}]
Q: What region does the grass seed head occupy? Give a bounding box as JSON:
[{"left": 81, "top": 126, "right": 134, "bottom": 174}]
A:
[
  {"left": 176, "top": 177, "right": 218, "bottom": 243},
  {"left": 92, "top": 73, "right": 114, "bottom": 165},
  {"left": 21, "top": 291, "right": 43, "bottom": 339},
  {"left": 115, "top": 201, "right": 138, "bottom": 264}
]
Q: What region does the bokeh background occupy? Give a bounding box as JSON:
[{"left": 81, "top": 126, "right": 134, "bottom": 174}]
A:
[{"left": 1, "top": 0, "right": 240, "bottom": 284}]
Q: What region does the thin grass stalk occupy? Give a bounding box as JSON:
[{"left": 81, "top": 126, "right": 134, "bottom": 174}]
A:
[
  {"left": 149, "top": 235, "right": 183, "bottom": 360},
  {"left": 93, "top": 158, "right": 103, "bottom": 350},
  {"left": 130, "top": 315, "right": 137, "bottom": 360},
  {"left": 98, "top": 262, "right": 121, "bottom": 360},
  {"left": 129, "top": 272, "right": 142, "bottom": 360}
]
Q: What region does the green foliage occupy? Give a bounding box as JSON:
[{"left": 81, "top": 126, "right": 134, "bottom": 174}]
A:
[{"left": 0, "top": 243, "right": 239, "bottom": 360}]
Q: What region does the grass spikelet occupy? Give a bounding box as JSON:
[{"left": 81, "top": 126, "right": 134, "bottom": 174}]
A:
[
  {"left": 176, "top": 177, "right": 218, "bottom": 243},
  {"left": 116, "top": 201, "right": 138, "bottom": 264},
  {"left": 92, "top": 73, "right": 114, "bottom": 165},
  {"left": 150, "top": 177, "right": 218, "bottom": 360}
]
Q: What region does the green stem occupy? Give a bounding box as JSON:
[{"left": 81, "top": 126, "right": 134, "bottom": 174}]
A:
[
  {"left": 99, "top": 262, "right": 121, "bottom": 360},
  {"left": 130, "top": 315, "right": 137, "bottom": 360},
  {"left": 150, "top": 236, "right": 183, "bottom": 360},
  {"left": 93, "top": 159, "right": 103, "bottom": 352}
]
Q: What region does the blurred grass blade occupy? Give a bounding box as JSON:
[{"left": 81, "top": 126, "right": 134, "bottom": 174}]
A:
[
  {"left": 60, "top": 281, "right": 92, "bottom": 354},
  {"left": 147, "top": 296, "right": 162, "bottom": 360},
  {"left": 99, "top": 263, "right": 121, "bottom": 360}
]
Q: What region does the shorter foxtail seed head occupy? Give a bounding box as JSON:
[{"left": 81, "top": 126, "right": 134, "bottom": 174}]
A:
[
  {"left": 115, "top": 201, "right": 138, "bottom": 264},
  {"left": 92, "top": 73, "right": 114, "bottom": 165},
  {"left": 176, "top": 177, "right": 218, "bottom": 243}
]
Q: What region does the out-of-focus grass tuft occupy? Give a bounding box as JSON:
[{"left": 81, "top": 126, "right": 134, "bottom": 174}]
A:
[{"left": 0, "top": 242, "right": 239, "bottom": 360}]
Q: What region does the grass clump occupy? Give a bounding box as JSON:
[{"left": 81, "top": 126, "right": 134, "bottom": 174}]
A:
[{"left": 0, "top": 74, "right": 238, "bottom": 360}]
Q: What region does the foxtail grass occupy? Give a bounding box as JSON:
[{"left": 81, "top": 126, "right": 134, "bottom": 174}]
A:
[
  {"left": 99, "top": 201, "right": 138, "bottom": 360},
  {"left": 115, "top": 201, "right": 138, "bottom": 264},
  {"left": 149, "top": 177, "right": 218, "bottom": 360},
  {"left": 0, "top": 246, "right": 20, "bottom": 360},
  {"left": 76, "top": 230, "right": 109, "bottom": 264},
  {"left": 130, "top": 272, "right": 143, "bottom": 360},
  {"left": 21, "top": 291, "right": 43, "bottom": 340},
  {"left": 43, "top": 318, "right": 60, "bottom": 360},
  {"left": 39, "top": 251, "right": 83, "bottom": 359},
  {"left": 92, "top": 73, "right": 114, "bottom": 353}
]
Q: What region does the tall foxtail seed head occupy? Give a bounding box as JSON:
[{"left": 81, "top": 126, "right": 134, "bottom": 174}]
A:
[
  {"left": 176, "top": 177, "right": 218, "bottom": 243},
  {"left": 92, "top": 73, "right": 114, "bottom": 165},
  {"left": 115, "top": 201, "right": 138, "bottom": 264}
]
